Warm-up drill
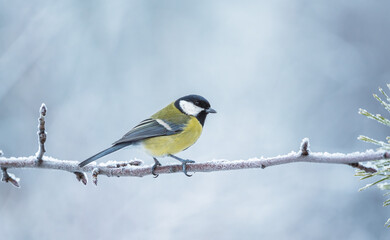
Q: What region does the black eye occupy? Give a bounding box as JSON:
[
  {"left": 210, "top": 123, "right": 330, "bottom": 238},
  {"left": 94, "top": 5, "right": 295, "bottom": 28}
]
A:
[{"left": 195, "top": 101, "right": 200, "bottom": 106}]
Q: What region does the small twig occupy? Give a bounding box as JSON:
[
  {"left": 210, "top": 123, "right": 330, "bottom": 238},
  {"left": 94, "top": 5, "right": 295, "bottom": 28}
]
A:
[
  {"left": 299, "top": 138, "right": 376, "bottom": 173},
  {"left": 92, "top": 168, "right": 100, "bottom": 186},
  {"left": 74, "top": 172, "right": 88, "bottom": 185},
  {"left": 1, "top": 167, "right": 20, "bottom": 188},
  {"left": 35, "top": 103, "right": 47, "bottom": 162},
  {"left": 348, "top": 163, "right": 377, "bottom": 173}
]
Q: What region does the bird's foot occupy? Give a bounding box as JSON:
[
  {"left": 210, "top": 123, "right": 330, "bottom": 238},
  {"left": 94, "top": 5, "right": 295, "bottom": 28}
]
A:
[
  {"left": 180, "top": 159, "right": 195, "bottom": 177},
  {"left": 152, "top": 158, "right": 162, "bottom": 178},
  {"left": 168, "top": 154, "right": 195, "bottom": 177}
]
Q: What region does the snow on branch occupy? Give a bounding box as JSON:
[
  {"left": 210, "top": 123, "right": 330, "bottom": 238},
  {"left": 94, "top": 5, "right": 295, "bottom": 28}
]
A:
[{"left": 0, "top": 104, "right": 384, "bottom": 187}]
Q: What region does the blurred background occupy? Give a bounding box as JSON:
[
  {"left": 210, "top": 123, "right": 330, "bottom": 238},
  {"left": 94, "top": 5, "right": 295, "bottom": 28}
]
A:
[{"left": 1, "top": 0, "right": 390, "bottom": 239}]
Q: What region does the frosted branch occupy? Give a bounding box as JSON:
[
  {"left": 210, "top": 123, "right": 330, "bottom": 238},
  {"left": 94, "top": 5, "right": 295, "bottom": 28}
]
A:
[
  {"left": 0, "top": 147, "right": 386, "bottom": 186},
  {"left": 0, "top": 104, "right": 387, "bottom": 187}
]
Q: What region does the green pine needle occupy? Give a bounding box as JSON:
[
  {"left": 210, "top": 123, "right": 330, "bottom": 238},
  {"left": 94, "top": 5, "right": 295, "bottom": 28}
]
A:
[
  {"left": 386, "top": 218, "right": 390, "bottom": 228},
  {"left": 359, "top": 177, "right": 389, "bottom": 192},
  {"left": 358, "top": 85, "right": 390, "bottom": 228}
]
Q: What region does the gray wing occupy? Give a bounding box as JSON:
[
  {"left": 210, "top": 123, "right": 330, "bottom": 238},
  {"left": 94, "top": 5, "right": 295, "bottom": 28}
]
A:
[{"left": 113, "top": 118, "right": 184, "bottom": 145}]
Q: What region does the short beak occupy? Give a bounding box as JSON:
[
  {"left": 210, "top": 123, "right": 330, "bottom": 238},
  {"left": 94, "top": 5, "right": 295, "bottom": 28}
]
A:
[{"left": 206, "top": 108, "right": 217, "bottom": 114}]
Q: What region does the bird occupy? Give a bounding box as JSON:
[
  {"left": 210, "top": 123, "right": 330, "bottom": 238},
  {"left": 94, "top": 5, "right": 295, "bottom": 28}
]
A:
[{"left": 78, "top": 94, "right": 216, "bottom": 177}]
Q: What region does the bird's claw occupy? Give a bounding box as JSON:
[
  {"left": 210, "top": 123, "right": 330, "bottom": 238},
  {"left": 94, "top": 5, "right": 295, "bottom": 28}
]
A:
[
  {"left": 168, "top": 155, "right": 195, "bottom": 177},
  {"left": 181, "top": 159, "right": 195, "bottom": 177},
  {"left": 152, "top": 158, "right": 162, "bottom": 178}
]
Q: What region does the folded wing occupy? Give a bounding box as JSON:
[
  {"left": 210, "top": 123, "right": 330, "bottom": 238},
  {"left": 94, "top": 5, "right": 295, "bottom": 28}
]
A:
[{"left": 113, "top": 118, "right": 184, "bottom": 145}]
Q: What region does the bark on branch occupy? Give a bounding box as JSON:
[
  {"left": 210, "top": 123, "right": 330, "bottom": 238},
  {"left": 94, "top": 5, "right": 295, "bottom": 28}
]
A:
[{"left": 0, "top": 104, "right": 384, "bottom": 187}]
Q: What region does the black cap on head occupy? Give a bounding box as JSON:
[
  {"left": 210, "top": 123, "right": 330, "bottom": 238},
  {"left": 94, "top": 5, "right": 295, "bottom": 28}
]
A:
[{"left": 176, "top": 94, "right": 211, "bottom": 109}]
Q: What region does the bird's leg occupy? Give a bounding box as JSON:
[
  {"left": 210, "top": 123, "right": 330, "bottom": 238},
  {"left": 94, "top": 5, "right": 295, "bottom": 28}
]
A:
[
  {"left": 152, "top": 157, "right": 162, "bottom": 178},
  {"left": 169, "top": 154, "right": 195, "bottom": 177}
]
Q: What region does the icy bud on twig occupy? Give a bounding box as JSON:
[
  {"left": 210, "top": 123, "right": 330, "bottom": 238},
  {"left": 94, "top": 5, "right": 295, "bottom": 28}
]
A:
[
  {"left": 300, "top": 138, "right": 310, "bottom": 156},
  {"left": 36, "top": 103, "right": 47, "bottom": 161}
]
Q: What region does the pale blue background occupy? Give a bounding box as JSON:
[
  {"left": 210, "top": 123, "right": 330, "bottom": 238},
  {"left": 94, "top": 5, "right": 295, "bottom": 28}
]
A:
[{"left": 1, "top": 0, "right": 390, "bottom": 239}]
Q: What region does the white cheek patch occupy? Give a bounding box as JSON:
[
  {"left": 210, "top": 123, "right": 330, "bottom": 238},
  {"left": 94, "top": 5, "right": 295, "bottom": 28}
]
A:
[{"left": 179, "top": 100, "right": 204, "bottom": 116}]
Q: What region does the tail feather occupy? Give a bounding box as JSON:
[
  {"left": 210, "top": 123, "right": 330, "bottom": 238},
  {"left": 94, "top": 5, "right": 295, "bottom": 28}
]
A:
[{"left": 79, "top": 143, "right": 129, "bottom": 167}]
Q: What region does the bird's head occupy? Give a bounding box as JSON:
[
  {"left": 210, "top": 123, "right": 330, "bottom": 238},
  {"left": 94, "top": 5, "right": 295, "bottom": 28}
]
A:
[{"left": 175, "top": 95, "right": 216, "bottom": 125}]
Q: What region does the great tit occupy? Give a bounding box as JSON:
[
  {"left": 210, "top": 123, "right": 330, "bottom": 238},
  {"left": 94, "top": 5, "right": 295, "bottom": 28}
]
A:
[{"left": 79, "top": 94, "right": 216, "bottom": 177}]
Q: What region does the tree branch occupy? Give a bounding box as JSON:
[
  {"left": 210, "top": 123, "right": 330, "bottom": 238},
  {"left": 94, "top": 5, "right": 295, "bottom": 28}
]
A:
[
  {"left": 0, "top": 147, "right": 385, "bottom": 186},
  {"left": 0, "top": 104, "right": 385, "bottom": 187}
]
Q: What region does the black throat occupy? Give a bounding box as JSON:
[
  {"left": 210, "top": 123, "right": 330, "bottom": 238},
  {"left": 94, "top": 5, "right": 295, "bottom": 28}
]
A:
[
  {"left": 174, "top": 98, "right": 208, "bottom": 126},
  {"left": 196, "top": 111, "right": 207, "bottom": 127}
]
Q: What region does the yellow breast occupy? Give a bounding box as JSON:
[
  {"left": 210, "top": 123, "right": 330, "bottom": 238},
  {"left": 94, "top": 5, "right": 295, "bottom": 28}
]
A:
[{"left": 142, "top": 117, "right": 203, "bottom": 157}]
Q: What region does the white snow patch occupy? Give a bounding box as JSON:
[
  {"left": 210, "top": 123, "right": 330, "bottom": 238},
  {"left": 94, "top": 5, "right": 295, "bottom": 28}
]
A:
[{"left": 98, "top": 159, "right": 144, "bottom": 167}]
